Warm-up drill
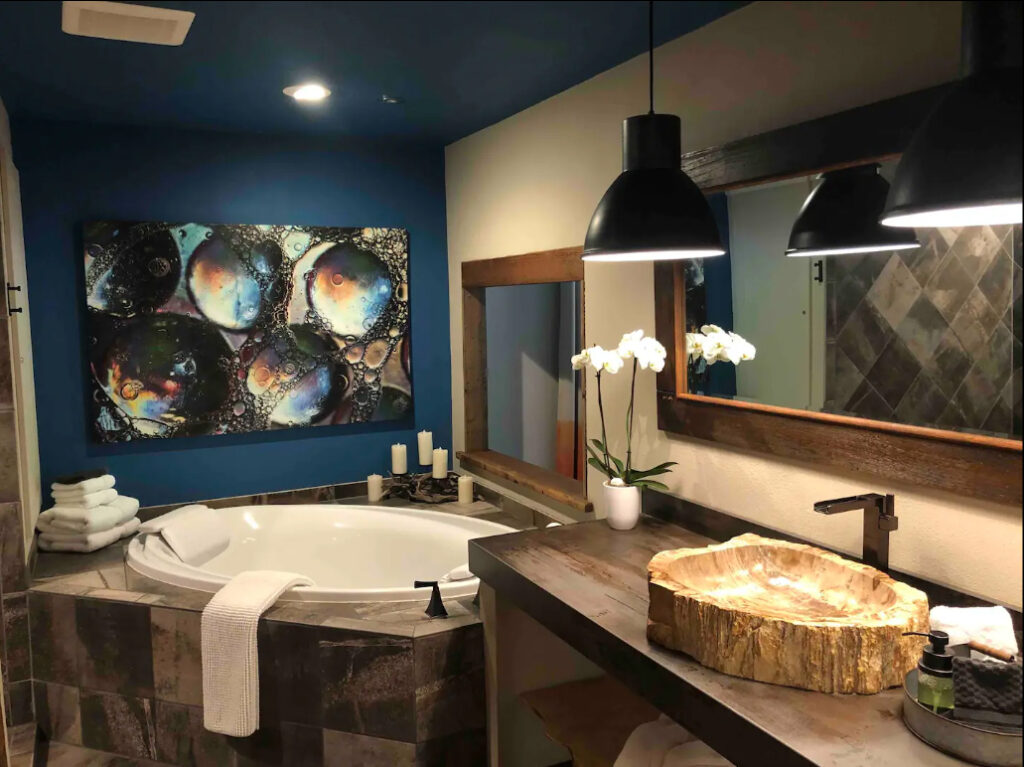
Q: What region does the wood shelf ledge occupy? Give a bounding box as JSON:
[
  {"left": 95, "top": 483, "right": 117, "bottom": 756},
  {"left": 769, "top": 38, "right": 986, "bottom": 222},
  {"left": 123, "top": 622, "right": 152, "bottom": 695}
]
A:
[{"left": 457, "top": 449, "right": 593, "bottom": 513}]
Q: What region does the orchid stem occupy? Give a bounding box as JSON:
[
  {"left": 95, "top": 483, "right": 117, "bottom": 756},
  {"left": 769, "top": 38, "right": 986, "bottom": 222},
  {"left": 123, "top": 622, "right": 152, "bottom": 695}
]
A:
[
  {"left": 596, "top": 372, "right": 612, "bottom": 478},
  {"left": 625, "top": 358, "right": 637, "bottom": 481}
]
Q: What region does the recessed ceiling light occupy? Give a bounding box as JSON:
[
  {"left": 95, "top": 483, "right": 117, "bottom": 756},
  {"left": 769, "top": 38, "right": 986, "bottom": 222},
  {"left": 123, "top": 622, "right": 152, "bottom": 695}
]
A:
[
  {"left": 381, "top": 94, "right": 402, "bottom": 105},
  {"left": 283, "top": 83, "right": 330, "bottom": 103}
]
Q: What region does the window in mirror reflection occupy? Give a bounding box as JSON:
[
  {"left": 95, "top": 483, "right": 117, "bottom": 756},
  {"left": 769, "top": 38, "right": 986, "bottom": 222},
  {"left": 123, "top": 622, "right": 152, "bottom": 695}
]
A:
[
  {"left": 685, "top": 161, "right": 1022, "bottom": 439},
  {"left": 485, "top": 282, "right": 583, "bottom": 478}
]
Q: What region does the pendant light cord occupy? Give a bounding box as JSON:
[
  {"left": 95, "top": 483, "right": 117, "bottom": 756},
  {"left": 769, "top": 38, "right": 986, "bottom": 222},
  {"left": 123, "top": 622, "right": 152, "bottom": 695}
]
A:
[{"left": 648, "top": 0, "right": 654, "bottom": 114}]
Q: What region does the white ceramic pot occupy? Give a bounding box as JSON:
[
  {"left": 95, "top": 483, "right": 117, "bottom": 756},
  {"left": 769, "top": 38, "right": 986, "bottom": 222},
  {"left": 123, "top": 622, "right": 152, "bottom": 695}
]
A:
[{"left": 603, "top": 481, "right": 641, "bottom": 531}]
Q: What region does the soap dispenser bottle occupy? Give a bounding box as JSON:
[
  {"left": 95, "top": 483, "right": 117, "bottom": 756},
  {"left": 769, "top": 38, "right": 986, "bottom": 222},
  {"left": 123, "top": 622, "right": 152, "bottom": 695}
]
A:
[{"left": 903, "top": 630, "right": 955, "bottom": 713}]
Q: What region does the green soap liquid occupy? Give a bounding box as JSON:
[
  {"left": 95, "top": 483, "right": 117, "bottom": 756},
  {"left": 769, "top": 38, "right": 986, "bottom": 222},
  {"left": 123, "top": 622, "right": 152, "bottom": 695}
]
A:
[{"left": 917, "top": 672, "right": 954, "bottom": 713}]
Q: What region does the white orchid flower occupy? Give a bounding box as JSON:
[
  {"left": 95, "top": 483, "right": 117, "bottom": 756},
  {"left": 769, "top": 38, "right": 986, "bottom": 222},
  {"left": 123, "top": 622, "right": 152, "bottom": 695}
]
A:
[
  {"left": 685, "top": 332, "right": 704, "bottom": 362},
  {"left": 635, "top": 336, "right": 668, "bottom": 371},
  {"left": 601, "top": 350, "right": 625, "bottom": 374},
  {"left": 570, "top": 349, "right": 591, "bottom": 370},
  {"left": 730, "top": 332, "right": 756, "bottom": 361},
  {"left": 617, "top": 329, "right": 645, "bottom": 359},
  {"left": 700, "top": 324, "right": 725, "bottom": 335},
  {"left": 588, "top": 346, "right": 623, "bottom": 374}
]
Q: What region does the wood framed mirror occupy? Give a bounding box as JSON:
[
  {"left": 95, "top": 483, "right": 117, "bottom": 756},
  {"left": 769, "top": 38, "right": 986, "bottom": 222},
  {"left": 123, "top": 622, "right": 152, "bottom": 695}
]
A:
[
  {"left": 459, "top": 247, "right": 592, "bottom": 512},
  {"left": 653, "top": 84, "right": 1023, "bottom": 506}
]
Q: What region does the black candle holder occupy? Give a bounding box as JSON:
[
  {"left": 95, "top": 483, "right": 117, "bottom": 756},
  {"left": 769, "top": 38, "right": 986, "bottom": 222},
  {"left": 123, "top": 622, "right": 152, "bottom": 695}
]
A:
[{"left": 384, "top": 471, "right": 466, "bottom": 504}]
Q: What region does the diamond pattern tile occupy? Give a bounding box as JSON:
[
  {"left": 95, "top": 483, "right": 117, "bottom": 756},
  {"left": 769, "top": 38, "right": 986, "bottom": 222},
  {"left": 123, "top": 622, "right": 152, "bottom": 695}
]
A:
[
  {"left": 951, "top": 287, "right": 1002, "bottom": 356},
  {"left": 894, "top": 371, "right": 949, "bottom": 427},
  {"left": 866, "top": 335, "right": 921, "bottom": 410},
  {"left": 977, "top": 249, "right": 1014, "bottom": 317},
  {"left": 950, "top": 225, "right": 1001, "bottom": 282},
  {"left": 896, "top": 295, "right": 947, "bottom": 367},
  {"left": 826, "top": 223, "right": 1022, "bottom": 438},
  {"left": 866, "top": 255, "right": 921, "bottom": 329},
  {"left": 924, "top": 247, "right": 974, "bottom": 323},
  {"left": 836, "top": 300, "right": 892, "bottom": 376}
]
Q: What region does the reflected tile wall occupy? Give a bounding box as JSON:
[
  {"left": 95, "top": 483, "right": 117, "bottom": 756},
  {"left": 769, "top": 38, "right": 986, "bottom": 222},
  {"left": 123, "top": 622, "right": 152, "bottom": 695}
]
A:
[{"left": 826, "top": 224, "right": 1023, "bottom": 437}]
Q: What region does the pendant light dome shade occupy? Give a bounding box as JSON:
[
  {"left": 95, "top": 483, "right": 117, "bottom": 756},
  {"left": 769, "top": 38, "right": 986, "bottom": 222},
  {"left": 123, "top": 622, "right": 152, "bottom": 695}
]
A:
[
  {"left": 787, "top": 165, "right": 920, "bottom": 257},
  {"left": 881, "top": 2, "right": 1022, "bottom": 228},
  {"left": 583, "top": 114, "right": 724, "bottom": 261}
]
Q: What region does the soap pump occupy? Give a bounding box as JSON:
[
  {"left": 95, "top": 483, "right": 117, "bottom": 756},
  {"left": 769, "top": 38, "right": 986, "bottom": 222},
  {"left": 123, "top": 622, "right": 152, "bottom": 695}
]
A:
[{"left": 903, "top": 629, "right": 955, "bottom": 713}]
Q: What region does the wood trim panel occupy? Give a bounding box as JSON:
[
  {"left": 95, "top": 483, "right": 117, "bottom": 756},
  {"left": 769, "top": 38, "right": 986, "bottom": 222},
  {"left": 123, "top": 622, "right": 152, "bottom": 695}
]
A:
[
  {"left": 457, "top": 450, "right": 592, "bottom": 512},
  {"left": 462, "top": 286, "right": 488, "bottom": 452},
  {"left": 680, "top": 84, "right": 952, "bottom": 194},
  {"left": 462, "top": 246, "right": 584, "bottom": 288}
]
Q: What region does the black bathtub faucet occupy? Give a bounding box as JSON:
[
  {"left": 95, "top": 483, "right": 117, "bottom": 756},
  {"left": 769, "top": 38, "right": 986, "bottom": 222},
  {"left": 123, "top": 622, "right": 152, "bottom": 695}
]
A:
[
  {"left": 414, "top": 580, "right": 449, "bottom": 619},
  {"left": 813, "top": 493, "right": 898, "bottom": 571}
]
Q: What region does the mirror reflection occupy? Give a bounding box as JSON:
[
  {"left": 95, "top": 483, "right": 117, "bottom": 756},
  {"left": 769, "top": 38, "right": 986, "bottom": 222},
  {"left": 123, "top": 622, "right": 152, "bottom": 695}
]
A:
[
  {"left": 485, "top": 282, "right": 584, "bottom": 478},
  {"left": 684, "top": 161, "right": 1022, "bottom": 439}
]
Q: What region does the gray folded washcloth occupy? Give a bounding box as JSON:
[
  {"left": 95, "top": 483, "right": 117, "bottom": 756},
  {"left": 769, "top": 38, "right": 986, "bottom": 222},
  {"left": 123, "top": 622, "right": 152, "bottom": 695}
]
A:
[{"left": 952, "top": 656, "right": 1023, "bottom": 727}]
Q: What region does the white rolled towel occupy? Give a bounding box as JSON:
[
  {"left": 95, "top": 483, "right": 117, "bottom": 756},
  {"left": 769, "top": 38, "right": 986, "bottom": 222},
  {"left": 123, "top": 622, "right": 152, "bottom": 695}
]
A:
[
  {"left": 50, "top": 474, "right": 116, "bottom": 495},
  {"left": 615, "top": 715, "right": 697, "bottom": 767},
  {"left": 160, "top": 506, "right": 231, "bottom": 566},
  {"left": 51, "top": 486, "right": 118, "bottom": 509},
  {"left": 38, "top": 517, "right": 140, "bottom": 553},
  {"left": 38, "top": 496, "right": 139, "bottom": 534},
  {"left": 202, "top": 571, "right": 314, "bottom": 736},
  {"left": 930, "top": 605, "right": 1019, "bottom": 658}
]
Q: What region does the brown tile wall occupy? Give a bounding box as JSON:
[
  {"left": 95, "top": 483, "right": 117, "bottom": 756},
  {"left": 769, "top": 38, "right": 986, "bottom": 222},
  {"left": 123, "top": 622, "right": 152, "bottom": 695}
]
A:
[
  {"left": 826, "top": 224, "right": 1023, "bottom": 437},
  {"left": 29, "top": 591, "right": 486, "bottom": 766}
]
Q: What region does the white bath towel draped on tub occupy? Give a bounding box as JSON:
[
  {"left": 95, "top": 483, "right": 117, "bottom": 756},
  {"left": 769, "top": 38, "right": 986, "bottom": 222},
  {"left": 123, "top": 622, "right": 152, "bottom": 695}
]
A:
[{"left": 202, "top": 571, "right": 314, "bottom": 737}]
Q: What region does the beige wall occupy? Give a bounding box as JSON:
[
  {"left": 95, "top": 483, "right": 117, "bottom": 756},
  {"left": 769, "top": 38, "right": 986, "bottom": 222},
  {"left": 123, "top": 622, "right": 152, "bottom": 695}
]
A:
[{"left": 446, "top": 1, "right": 1023, "bottom": 610}]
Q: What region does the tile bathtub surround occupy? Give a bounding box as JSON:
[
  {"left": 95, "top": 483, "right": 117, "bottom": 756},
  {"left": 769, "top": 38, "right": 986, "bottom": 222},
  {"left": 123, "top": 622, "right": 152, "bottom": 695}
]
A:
[
  {"left": 26, "top": 497, "right": 504, "bottom": 766},
  {"left": 826, "top": 224, "right": 1023, "bottom": 436}
]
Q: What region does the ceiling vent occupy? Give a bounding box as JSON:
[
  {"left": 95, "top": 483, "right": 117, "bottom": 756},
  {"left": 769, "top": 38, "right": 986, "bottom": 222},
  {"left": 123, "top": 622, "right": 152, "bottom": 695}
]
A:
[{"left": 61, "top": 1, "right": 195, "bottom": 46}]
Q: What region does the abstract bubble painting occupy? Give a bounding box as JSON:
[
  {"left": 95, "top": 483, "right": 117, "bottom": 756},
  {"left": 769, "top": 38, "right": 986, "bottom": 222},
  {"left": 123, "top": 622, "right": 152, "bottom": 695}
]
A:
[{"left": 84, "top": 221, "right": 412, "bottom": 442}]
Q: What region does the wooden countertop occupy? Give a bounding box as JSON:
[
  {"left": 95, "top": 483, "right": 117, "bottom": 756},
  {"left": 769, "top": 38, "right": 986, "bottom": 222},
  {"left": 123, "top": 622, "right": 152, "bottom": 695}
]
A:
[{"left": 469, "top": 516, "right": 973, "bottom": 767}]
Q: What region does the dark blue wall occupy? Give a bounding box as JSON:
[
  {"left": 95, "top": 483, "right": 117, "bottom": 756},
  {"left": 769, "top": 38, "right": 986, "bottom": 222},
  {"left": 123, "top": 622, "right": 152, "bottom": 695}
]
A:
[
  {"left": 706, "top": 193, "right": 736, "bottom": 397},
  {"left": 13, "top": 120, "right": 451, "bottom": 506}
]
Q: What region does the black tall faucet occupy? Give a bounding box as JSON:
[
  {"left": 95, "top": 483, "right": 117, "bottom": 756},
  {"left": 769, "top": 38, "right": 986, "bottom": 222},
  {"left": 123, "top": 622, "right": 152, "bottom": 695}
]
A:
[{"left": 813, "top": 493, "right": 898, "bottom": 571}]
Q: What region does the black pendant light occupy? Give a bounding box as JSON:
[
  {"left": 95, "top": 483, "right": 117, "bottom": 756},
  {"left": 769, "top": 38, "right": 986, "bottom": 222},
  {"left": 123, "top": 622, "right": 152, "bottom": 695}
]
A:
[
  {"left": 582, "top": 1, "right": 724, "bottom": 262},
  {"left": 786, "top": 164, "right": 919, "bottom": 257},
  {"left": 881, "top": 1, "right": 1022, "bottom": 228}
]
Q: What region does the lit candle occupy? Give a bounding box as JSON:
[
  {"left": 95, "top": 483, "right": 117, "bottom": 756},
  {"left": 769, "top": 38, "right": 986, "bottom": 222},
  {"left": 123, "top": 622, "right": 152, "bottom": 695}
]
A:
[
  {"left": 418, "top": 430, "right": 433, "bottom": 466},
  {"left": 432, "top": 448, "right": 448, "bottom": 479},
  {"left": 367, "top": 474, "right": 383, "bottom": 503},
  {"left": 458, "top": 475, "right": 474, "bottom": 504},
  {"left": 391, "top": 444, "right": 407, "bottom": 475}
]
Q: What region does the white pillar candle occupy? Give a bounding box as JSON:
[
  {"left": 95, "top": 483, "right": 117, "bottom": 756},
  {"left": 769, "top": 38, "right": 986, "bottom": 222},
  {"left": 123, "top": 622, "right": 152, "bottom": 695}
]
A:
[
  {"left": 391, "top": 444, "right": 407, "bottom": 474},
  {"left": 458, "top": 475, "right": 474, "bottom": 505},
  {"left": 432, "top": 448, "right": 448, "bottom": 479},
  {"left": 418, "top": 430, "right": 433, "bottom": 466},
  {"left": 367, "top": 474, "right": 383, "bottom": 503}
]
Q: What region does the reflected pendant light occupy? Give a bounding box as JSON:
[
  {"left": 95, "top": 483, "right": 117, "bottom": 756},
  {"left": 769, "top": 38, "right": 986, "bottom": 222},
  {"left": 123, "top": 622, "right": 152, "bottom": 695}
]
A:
[
  {"left": 582, "top": 1, "right": 724, "bottom": 262},
  {"left": 881, "top": 1, "right": 1022, "bottom": 228},
  {"left": 786, "top": 164, "right": 920, "bottom": 257}
]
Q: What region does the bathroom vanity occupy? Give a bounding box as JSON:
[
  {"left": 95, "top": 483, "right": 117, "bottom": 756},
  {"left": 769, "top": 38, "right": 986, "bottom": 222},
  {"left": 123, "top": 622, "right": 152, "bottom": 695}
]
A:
[{"left": 470, "top": 505, "right": 1013, "bottom": 766}]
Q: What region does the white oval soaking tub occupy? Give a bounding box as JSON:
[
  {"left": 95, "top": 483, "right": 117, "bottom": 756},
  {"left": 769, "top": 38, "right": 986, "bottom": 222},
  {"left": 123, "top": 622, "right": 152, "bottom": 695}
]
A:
[{"left": 126, "top": 504, "right": 516, "bottom": 603}]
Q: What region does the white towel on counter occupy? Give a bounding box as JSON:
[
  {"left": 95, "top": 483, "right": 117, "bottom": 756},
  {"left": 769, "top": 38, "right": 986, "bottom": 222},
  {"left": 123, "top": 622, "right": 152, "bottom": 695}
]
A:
[
  {"left": 38, "top": 495, "right": 139, "bottom": 533},
  {"left": 159, "top": 506, "right": 230, "bottom": 566},
  {"left": 37, "top": 517, "right": 140, "bottom": 553},
  {"left": 50, "top": 474, "right": 116, "bottom": 495},
  {"left": 139, "top": 504, "right": 210, "bottom": 534},
  {"left": 615, "top": 716, "right": 734, "bottom": 767},
  {"left": 930, "top": 605, "right": 1019, "bottom": 658},
  {"left": 663, "top": 741, "right": 733, "bottom": 767},
  {"left": 202, "top": 571, "right": 314, "bottom": 737},
  {"left": 50, "top": 486, "right": 118, "bottom": 509},
  {"left": 615, "top": 716, "right": 697, "bottom": 767}
]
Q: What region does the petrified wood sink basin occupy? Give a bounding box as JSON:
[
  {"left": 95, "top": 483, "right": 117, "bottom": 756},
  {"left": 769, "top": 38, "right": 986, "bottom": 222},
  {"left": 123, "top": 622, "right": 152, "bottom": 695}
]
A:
[{"left": 647, "top": 533, "right": 929, "bottom": 694}]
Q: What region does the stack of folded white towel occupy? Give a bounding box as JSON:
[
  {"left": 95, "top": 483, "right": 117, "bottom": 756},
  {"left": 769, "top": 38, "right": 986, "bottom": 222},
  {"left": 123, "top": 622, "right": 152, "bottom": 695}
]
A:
[{"left": 36, "top": 474, "right": 141, "bottom": 553}]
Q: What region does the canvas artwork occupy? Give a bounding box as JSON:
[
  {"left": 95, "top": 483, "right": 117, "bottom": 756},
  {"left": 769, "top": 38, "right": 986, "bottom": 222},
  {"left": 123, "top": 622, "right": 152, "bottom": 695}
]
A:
[{"left": 84, "top": 221, "right": 412, "bottom": 442}]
